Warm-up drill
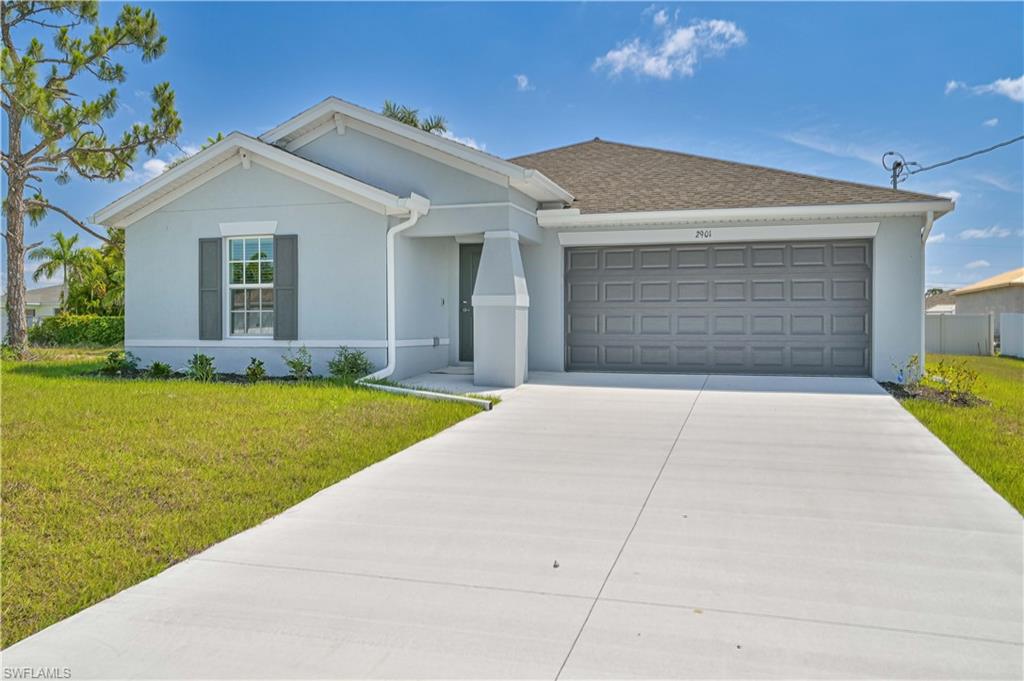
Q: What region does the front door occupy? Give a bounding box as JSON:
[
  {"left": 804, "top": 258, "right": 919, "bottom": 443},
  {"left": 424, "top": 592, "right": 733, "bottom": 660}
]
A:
[{"left": 459, "top": 243, "right": 483, "bottom": 362}]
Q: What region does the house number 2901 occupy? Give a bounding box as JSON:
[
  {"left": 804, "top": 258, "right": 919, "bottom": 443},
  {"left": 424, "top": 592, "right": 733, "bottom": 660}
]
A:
[{"left": 695, "top": 229, "right": 712, "bottom": 239}]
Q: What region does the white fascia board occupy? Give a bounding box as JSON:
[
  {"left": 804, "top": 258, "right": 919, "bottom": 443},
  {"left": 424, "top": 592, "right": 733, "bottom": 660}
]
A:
[
  {"left": 538, "top": 201, "right": 954, "bottom": 229},
  {"left": 260, "top": 97, "right": 573, "bottom": 203},
  {"left": 92, "top": 132, "right": 409, "bottom": 227},
  {"left": 557, "top": 222, "right": 880, "bottom": 247}
]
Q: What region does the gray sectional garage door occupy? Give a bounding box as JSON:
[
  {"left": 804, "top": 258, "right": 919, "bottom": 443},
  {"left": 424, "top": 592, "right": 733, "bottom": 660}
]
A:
[{"left": 564, "top": 240, "right": 872, "bottom": 375}]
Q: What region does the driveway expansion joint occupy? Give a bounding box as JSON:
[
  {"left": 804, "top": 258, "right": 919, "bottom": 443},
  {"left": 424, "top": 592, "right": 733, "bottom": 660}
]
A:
[{"left": 554, "top": 375, "right": 710, "bottom": 680}]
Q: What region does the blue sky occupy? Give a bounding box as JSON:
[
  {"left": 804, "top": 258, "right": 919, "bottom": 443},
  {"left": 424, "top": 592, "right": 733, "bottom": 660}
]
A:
[{"left": 5, "top": 1, "right": 1022, "bottom": 291}]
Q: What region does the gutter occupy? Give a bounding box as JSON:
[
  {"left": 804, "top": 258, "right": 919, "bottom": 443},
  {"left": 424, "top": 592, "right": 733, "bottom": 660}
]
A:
[
  {"left": 354, "top": 190, "right": 494, "bottom": 412},
  {"left": 537, "top": 200, "right": 954, "bottom": 228},
  {"left": 362, "top": 192, "right": 430, "bottom": 382},
  {"left": 921, "top": 210, "right": 935, "bottom": 244}
]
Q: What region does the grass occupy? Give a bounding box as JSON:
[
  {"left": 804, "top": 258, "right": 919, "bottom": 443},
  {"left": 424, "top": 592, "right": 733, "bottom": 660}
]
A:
[
  {"left": 897, "top": 354, "right": 1024, "bottom": 515},
  {"left": 0, "top": 349, "right": 480, "bottom": 648}
]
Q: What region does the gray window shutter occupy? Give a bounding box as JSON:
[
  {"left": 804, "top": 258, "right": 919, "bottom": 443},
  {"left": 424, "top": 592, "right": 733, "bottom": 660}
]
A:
[
  {"left": 274, "top": 234, "right": 298, "bottom": 340},
  {"left": 198, "top": 238, "right": 222, "bottom": 340}
]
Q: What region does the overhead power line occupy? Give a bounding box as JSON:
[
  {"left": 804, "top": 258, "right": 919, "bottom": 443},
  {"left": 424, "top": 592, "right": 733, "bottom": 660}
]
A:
[{"left": 882, "top": 135, "right": 1024, "bottom": 189}]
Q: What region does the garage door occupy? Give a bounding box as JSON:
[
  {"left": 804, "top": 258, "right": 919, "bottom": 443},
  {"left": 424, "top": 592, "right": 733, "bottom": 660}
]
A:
[{"left": 564, "top": 240, "right": 871, "bottom": 375}]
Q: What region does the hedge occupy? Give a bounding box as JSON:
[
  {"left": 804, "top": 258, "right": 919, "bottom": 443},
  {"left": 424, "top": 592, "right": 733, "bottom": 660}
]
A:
[{"left": 27, "top": 315, "right": 125, "bottom": 347}]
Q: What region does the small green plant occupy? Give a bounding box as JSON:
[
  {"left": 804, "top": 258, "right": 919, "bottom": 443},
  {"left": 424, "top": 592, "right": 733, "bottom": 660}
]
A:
[
  {"left": 923, "top": 358, "right": 980, "bottom": 404},
  {"left": 282, "top": 346, "right": 312, "bottom": 381},
  {"left": 328, "top": 346, "right": 373, "bottom": 382},
  {"left": 1, "top": 343, "right": 19, "bottom": 362},
  {"left": 185, "top": 353, "right": 216, "bottom": 382},
  {"left": 101, "top": 350, "right": 138, "bottom": 376},
  {"left": 147, "top": 361, "right": 172, "bottom": 378},
  {"left": 892, "top": 354, "right": 923, "bottom": 386},
  {"left": 245, "top": 357, "right": 267, "bottom": 383}
]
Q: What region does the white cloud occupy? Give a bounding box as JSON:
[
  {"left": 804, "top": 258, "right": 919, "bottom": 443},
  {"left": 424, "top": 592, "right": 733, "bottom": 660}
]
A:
[
  {"left": 982, "top": 117, "right": 999, "bottom": 127},
  {"left": 975, "top": 173, "right": 1020, "bottom": 193},
  {"left": 937, "top": 190, "right": 961, "bottom": 204},
  {"left": 594, "top": 17, "right": 747, "bottom": 80},
  {"left": 945, "top": 75, "right": 1024, "bottom": 103},
  {"left": 926, "top": 232, "right": 946, "bottom": 244},
  {"left": 959, "top": 225, "right": 1011, "bottom": 240},
  {"left": 965, "top": 259, "right": 990, "bottom": 269},
  {"left": 125, "top": 157, "right": 167, "bottom": 183},
  {"left": 780, "top": 130, "right": 881, "bottom": 165},
  {"left": 974, "top": 75, "right": 1024, "bottom": 103},
  {"left": 514, "top": 74, "right": 534, "bottom": 92},
  {"left": 440, "top": 130, "right": 485, "bottom": 151},
  {"left": 927, "top": 267, "right": 943, "bottom": 275},
  {"left": 652, "top": 8, "right": 669, "bottom": 26}
]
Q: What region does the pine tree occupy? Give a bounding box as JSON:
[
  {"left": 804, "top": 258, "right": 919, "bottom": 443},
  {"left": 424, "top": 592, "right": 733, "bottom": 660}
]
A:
[{"left": 2, "top": 2, "right": 181, "bottom": 354}]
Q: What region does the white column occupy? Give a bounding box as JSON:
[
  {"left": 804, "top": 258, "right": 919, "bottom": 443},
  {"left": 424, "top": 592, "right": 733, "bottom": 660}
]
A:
[{"left": 472, "top": 231, "right": 529, "bottom": 387}]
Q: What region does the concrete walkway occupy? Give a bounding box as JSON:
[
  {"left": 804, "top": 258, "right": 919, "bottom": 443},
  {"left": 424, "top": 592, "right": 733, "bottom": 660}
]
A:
[{"left": 4, "top": 373, "right": 1022, "bottom": 679}]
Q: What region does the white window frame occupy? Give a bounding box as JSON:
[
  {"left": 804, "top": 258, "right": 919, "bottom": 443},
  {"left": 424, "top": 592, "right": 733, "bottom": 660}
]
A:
[{"left": 224, "top": 234, "right": 275, "bottom": 339}]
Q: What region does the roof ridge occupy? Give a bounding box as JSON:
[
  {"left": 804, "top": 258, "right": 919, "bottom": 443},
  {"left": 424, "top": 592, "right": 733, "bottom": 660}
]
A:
[
  {"left": 511, "top": 138, "right": 947, "bottom": 203},
  {"left": 507, "top": 137, "right": 607, "bottom": 161}
]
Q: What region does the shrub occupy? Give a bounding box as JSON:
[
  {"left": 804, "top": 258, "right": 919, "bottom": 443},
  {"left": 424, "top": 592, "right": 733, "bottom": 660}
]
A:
[
  {"left": 147, "top": 361, "right": 172, "bottom": 378},
  {"left": 923, "top": 358, "right": 980, "bottom": 403},
  {"left": 328, "top": 346, "right": 373, "bottom": 382},
  {"left": 282, "top": 346, "right": 312, "bottom": 381},
  {"left": 245, "top": 357, "right": 267, "bottom": 383},
  {"left": 185, "top": 353, "right": 216, "bottom": 382},
  {"left": 101, "top": 350, "right": 139, "bottom": 376},
  {"left": 27, "top": 314, "right": 124, "bottom": 346}
]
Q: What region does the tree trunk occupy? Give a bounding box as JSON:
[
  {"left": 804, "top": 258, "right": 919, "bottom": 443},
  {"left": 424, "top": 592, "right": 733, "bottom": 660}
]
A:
[
  {"left": 4, "top": 105, "right": 28, "bottom": 356},
  {"left": 5, "top": 181, "right": 28, "bottom": 355}
]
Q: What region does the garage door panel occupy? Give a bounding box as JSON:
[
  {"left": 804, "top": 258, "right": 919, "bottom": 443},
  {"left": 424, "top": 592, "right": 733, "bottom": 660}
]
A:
[{"left": 565, "top": 240, "right": 871, "bottom": 376}]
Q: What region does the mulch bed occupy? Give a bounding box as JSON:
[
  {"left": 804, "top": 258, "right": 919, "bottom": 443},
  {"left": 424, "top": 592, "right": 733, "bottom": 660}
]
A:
[{"left": 880, "top": 381, "right": 987, "bottom": 407}]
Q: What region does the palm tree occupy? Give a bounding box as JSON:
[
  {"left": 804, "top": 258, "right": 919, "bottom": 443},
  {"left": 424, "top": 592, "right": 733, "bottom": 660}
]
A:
[
  {"left": 28, "top": 231, "right": 82, "bottom": 309},
  {"left": 381, "top": 100, "right": 447, "bottom": 134}
]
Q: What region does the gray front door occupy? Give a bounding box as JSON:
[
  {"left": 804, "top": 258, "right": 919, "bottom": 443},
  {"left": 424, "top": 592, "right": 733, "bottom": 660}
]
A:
[
  {"left": 459, "top": 243, "right": 483, "bottom": 362},
  {"left": 564, "top": 240, "right": 872, "bottom": 375}
]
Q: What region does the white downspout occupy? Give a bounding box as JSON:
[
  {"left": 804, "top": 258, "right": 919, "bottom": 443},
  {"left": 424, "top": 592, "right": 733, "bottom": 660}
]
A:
[
  {"left": 364, "top": 193, "right": 429, "bottom": 381},
  {"left": 920, "top": 210, "right": 934, "bottom": 376}
]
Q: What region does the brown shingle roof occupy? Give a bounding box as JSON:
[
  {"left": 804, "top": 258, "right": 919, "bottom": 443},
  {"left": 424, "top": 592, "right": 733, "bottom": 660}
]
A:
[{"left": 508, "top": 139, "right": 946, "bottom": 214}]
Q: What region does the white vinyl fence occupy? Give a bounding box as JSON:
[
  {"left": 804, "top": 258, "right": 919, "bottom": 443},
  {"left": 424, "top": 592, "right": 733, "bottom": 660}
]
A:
[
  {"left": 925, "top": 313, "right": 994, "bottom": 356},
  {"left": 1000, "top": 313, "right": 1024, "bottom": 358}
]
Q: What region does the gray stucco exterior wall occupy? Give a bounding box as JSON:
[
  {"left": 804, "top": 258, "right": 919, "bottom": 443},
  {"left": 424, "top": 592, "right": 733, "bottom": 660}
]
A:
[{"left": 125, "top": 163, "right": 390, "bottom": 375}]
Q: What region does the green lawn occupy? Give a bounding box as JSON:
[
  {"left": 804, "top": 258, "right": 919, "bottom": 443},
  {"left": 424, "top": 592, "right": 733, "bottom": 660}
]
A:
[
  {"left": 0, "top": 350, "right": 479, "bottom": 648},
  {"left": 897, "top": 354, "right": 1024, "bottom": 515}
]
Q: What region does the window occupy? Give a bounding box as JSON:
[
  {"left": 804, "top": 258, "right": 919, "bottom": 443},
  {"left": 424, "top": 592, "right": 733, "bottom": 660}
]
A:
[{"left": 228, "top": 236, "right": 274, "bottom": 336}]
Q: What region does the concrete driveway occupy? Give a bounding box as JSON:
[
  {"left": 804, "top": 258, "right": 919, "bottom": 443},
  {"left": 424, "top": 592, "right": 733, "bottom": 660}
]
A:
[{"left": 4, "top": 373, "right": 1022, "bottom": 679}]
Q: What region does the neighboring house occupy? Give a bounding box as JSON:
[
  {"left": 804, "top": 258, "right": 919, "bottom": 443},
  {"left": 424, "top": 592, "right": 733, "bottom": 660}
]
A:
[
  {"left": 1, "top": 283, "right": 63, "bottom": 334},
  {"left": 92, "top": 97, "right": 954, "bottom": 386},
  {"left": 925, "top": 291, "right": 957, "bottom": 315},
  {"left": 951, "top": 268, "right": 1024, "bottom": 338}
]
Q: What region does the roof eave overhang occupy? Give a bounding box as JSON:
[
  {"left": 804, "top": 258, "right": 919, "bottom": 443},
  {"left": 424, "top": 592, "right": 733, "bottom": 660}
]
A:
[
  {"left": 951, "top": 282, "right": 1023, "bottom": 296},
  {"left": 537, "top": 200, "right": 955, "bottom": 228},
  {"left": 92, "top": 132, "right": 414, "bottom": 228},
  {"left": 259, "top": 97, "right": 574, "bottom": 205}
]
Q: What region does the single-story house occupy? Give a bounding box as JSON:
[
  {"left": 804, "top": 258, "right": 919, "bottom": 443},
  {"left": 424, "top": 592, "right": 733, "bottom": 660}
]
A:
[
  {"left": 1, "top": 283, "right": 63, "bottom": 333},
  {"left": 951, "top": 267, "right": 1024, "bottom": 338},
  {"left": 924, "top": 291, "right": 957, "bottom": 315},
  {"left": 93, "top": 97, "right": 954, "bottom": 386}
]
